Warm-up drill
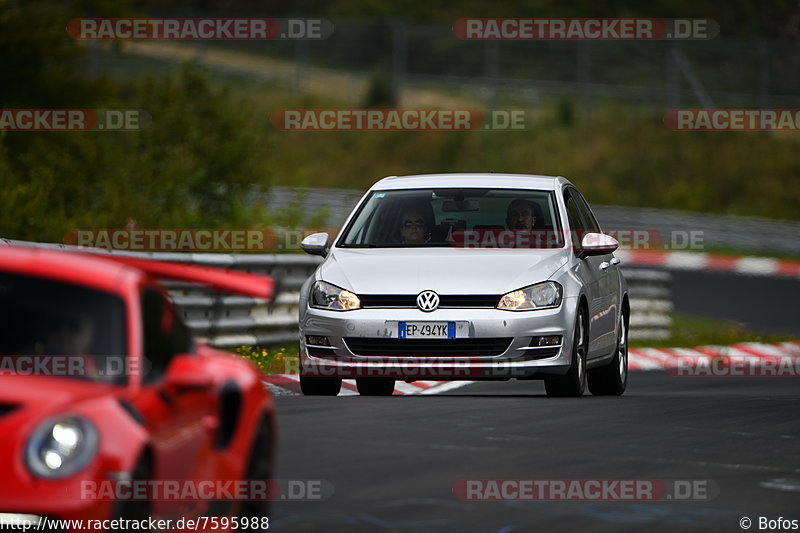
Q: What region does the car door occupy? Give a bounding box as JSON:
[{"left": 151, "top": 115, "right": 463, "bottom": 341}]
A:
[
  {"left": 134, "top": 287, "right": 217, "bottom": 519},
  {"left": 570, "top": 188, "right": 620, "bottom": 357},
  {"left": 563, "top": 188, "right": 616, "bottom": 359}
]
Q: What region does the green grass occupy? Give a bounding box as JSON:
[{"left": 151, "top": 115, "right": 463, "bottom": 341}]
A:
[
  {"left": 263, "top": 100, "right": 800, "bottom": 222},
  {"left": 630, "top": 313, "right": 797, "bottom": 349},
  {"left": 235, "top": 344, "right": 300, "bottom": 375}
]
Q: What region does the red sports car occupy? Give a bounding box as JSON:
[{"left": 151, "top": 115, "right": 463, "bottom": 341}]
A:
[{"left": 0, "top": 246, "right": 276, "bottom": 531}]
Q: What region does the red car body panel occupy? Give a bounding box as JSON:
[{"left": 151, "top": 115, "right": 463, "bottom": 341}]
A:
[
  {"left": 99, "top": 255, "right": 275, "bottom": 301},
  {"left": 0, "top": 247, "right": 275, "bottom": 529}
]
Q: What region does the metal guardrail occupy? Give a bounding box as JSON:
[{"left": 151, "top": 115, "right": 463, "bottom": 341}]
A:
[{"left": 1, "top": 239, "right": 671, "bottom": 345}]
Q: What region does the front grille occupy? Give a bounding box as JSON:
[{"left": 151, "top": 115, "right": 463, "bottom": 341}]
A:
[
  {"left": 344, "top": 337, "right": 512, "bottom": 357},
  {"left": 359, "top": 294, "right": 500, "bottom": 308}
]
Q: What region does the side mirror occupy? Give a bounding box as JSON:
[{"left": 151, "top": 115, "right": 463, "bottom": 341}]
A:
[
  {"left": 163, "top": 355, "right": 213, "bottom": 393},
  {"left": 579, "top": 232, "right": 619, "bottom": 258},
  {"left": 301, "top": 232, "right": 330, "bottom": 257}
]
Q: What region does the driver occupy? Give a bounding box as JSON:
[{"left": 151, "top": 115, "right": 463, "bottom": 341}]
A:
[
  {"left": 399, "top": 209, "right": 431, "bottom": 244},
  {"left": 506, "top": 198, "right": 536, "bottom": 230}
]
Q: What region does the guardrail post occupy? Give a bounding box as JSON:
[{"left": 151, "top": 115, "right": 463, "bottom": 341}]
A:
[{"left": 622, "top": 268, "right": 673, "bottom": 340}]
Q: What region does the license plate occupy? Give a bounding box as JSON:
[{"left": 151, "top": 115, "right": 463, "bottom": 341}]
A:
[
  {"left": 401, "top": 321, "right": 453, "bottom": 338},
  {"left": 383, "top": 321, "right": 470, "bottom": 339}
]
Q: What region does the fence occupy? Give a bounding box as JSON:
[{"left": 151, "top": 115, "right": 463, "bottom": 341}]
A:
[
  {"left": 1, "top": 238, "right": 671, "bottom": 344},
  {"left": 93, "top": 17, "right": 800, "bottom": 111}
]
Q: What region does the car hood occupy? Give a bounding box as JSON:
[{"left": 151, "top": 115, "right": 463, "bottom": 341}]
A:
[
  {"left": 0, "top": 375, "right": 120, "bottom": 426},
  {"left": 320, "top": 248, "right": 568, "bottom": 295}
]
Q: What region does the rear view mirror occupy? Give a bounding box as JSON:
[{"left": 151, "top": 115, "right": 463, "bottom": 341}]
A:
[
  {"left": 301, "top": 232, "right": 330, "bottom": 257},
  {"left": 442, "top": 200, "right": 480, "bottom": 212}
]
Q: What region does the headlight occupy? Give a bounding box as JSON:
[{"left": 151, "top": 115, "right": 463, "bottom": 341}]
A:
[
  {"left": 497, "top": 281, "right": 562, "bottom": 311},
  {"left": 310, "top": 281, "right": 361, "bottom": 311},
  {"left": 25, "top": 416, "right": 98, "bottom": 478}
]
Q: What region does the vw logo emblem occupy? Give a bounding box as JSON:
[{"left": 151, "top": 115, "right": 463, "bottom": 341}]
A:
[{"left": 416, "top": 290, "right": 440, "bottom": 312}]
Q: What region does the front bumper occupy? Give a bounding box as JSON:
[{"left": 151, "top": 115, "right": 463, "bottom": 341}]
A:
[{"left": 300, "top": 299, "right": 578, "bottom": 380}]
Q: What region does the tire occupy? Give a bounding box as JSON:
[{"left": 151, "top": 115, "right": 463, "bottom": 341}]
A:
[
  {"left": 299, "top": 376, "right": 342, "bottom": 396},
  {"left": 588, "top": 310, "right": 628, "bottom": 396},
  {"left": 356, "top": 378, "right": 395, "bottom": 396},
  {"left": 240, "top": 415, "right": 272, "bottom": 526},
  {"left": 545, "top": 307, "right": 587, "bottom": 397},
  {"left": 112, "top": 457, "right": 151, "bottom": 532}
]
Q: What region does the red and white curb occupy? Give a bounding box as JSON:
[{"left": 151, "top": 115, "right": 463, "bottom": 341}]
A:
[
  {"left": 263, "top": 342, "right": 800, "bottom": 395},
  {"left": 617, "top": 250, "right": 800, "bottom": 278},
  {"left": 628, "top": 341, "right": 800, "bottom": 371},
  {"left": 262, "top": 375, "right": 468, "bottom": 396}
]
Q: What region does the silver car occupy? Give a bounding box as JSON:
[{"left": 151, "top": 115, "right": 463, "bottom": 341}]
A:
[{"left": 298, "top": 173, "right": 628, "bottom": 397}]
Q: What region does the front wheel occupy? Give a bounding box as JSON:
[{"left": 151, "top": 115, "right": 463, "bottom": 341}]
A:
[
  {"left": 545, "top": 307, "right": 587, "bottom": 397},
  {"left": 112, "top": 458, "right": 151, "bottom": 532},
  {"left": 588, "top": 311, "right": 628, "bottom": 396},
  {"left": 240, "top": 415, "right": 272, "bottom": 522}
]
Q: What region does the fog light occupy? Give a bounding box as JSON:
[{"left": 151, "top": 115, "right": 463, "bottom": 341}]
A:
[
  {"left": 537, "top": 335, "right": 562, "bottom": 347},
  {"left": 306, "top": 336, "right": 330, "bottom": 347}
]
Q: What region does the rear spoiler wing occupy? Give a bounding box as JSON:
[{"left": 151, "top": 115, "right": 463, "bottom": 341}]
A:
[{"left": 101, "top": 256, "right": 275, "bottom": 301}]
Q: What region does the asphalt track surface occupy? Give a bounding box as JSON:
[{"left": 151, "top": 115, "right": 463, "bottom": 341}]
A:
[
  {"left": 269, "top": 372, "right": 800, "bottom": 533},
  {"left": 670, "top": 270, "right": 800, "bottom": 337}
]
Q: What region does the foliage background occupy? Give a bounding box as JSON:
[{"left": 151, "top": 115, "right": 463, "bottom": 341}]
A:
[{"left": 1, "top": 0, "right": 798, "bottom": 244}]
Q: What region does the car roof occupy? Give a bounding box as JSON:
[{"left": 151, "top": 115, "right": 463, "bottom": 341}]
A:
[
  {"left": 370, "top": 173, "right": 571, "bottom": 191},
  {"left": 0, "top": 246, "right": 141, "bottom": 296}
]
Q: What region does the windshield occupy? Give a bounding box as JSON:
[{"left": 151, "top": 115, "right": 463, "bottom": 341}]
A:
[
  {"left": 0, "top": 272, "right": 128, "bottom": 384},
  {"left": 338, "top": 188, "right": 564, "bottom": 249}
]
